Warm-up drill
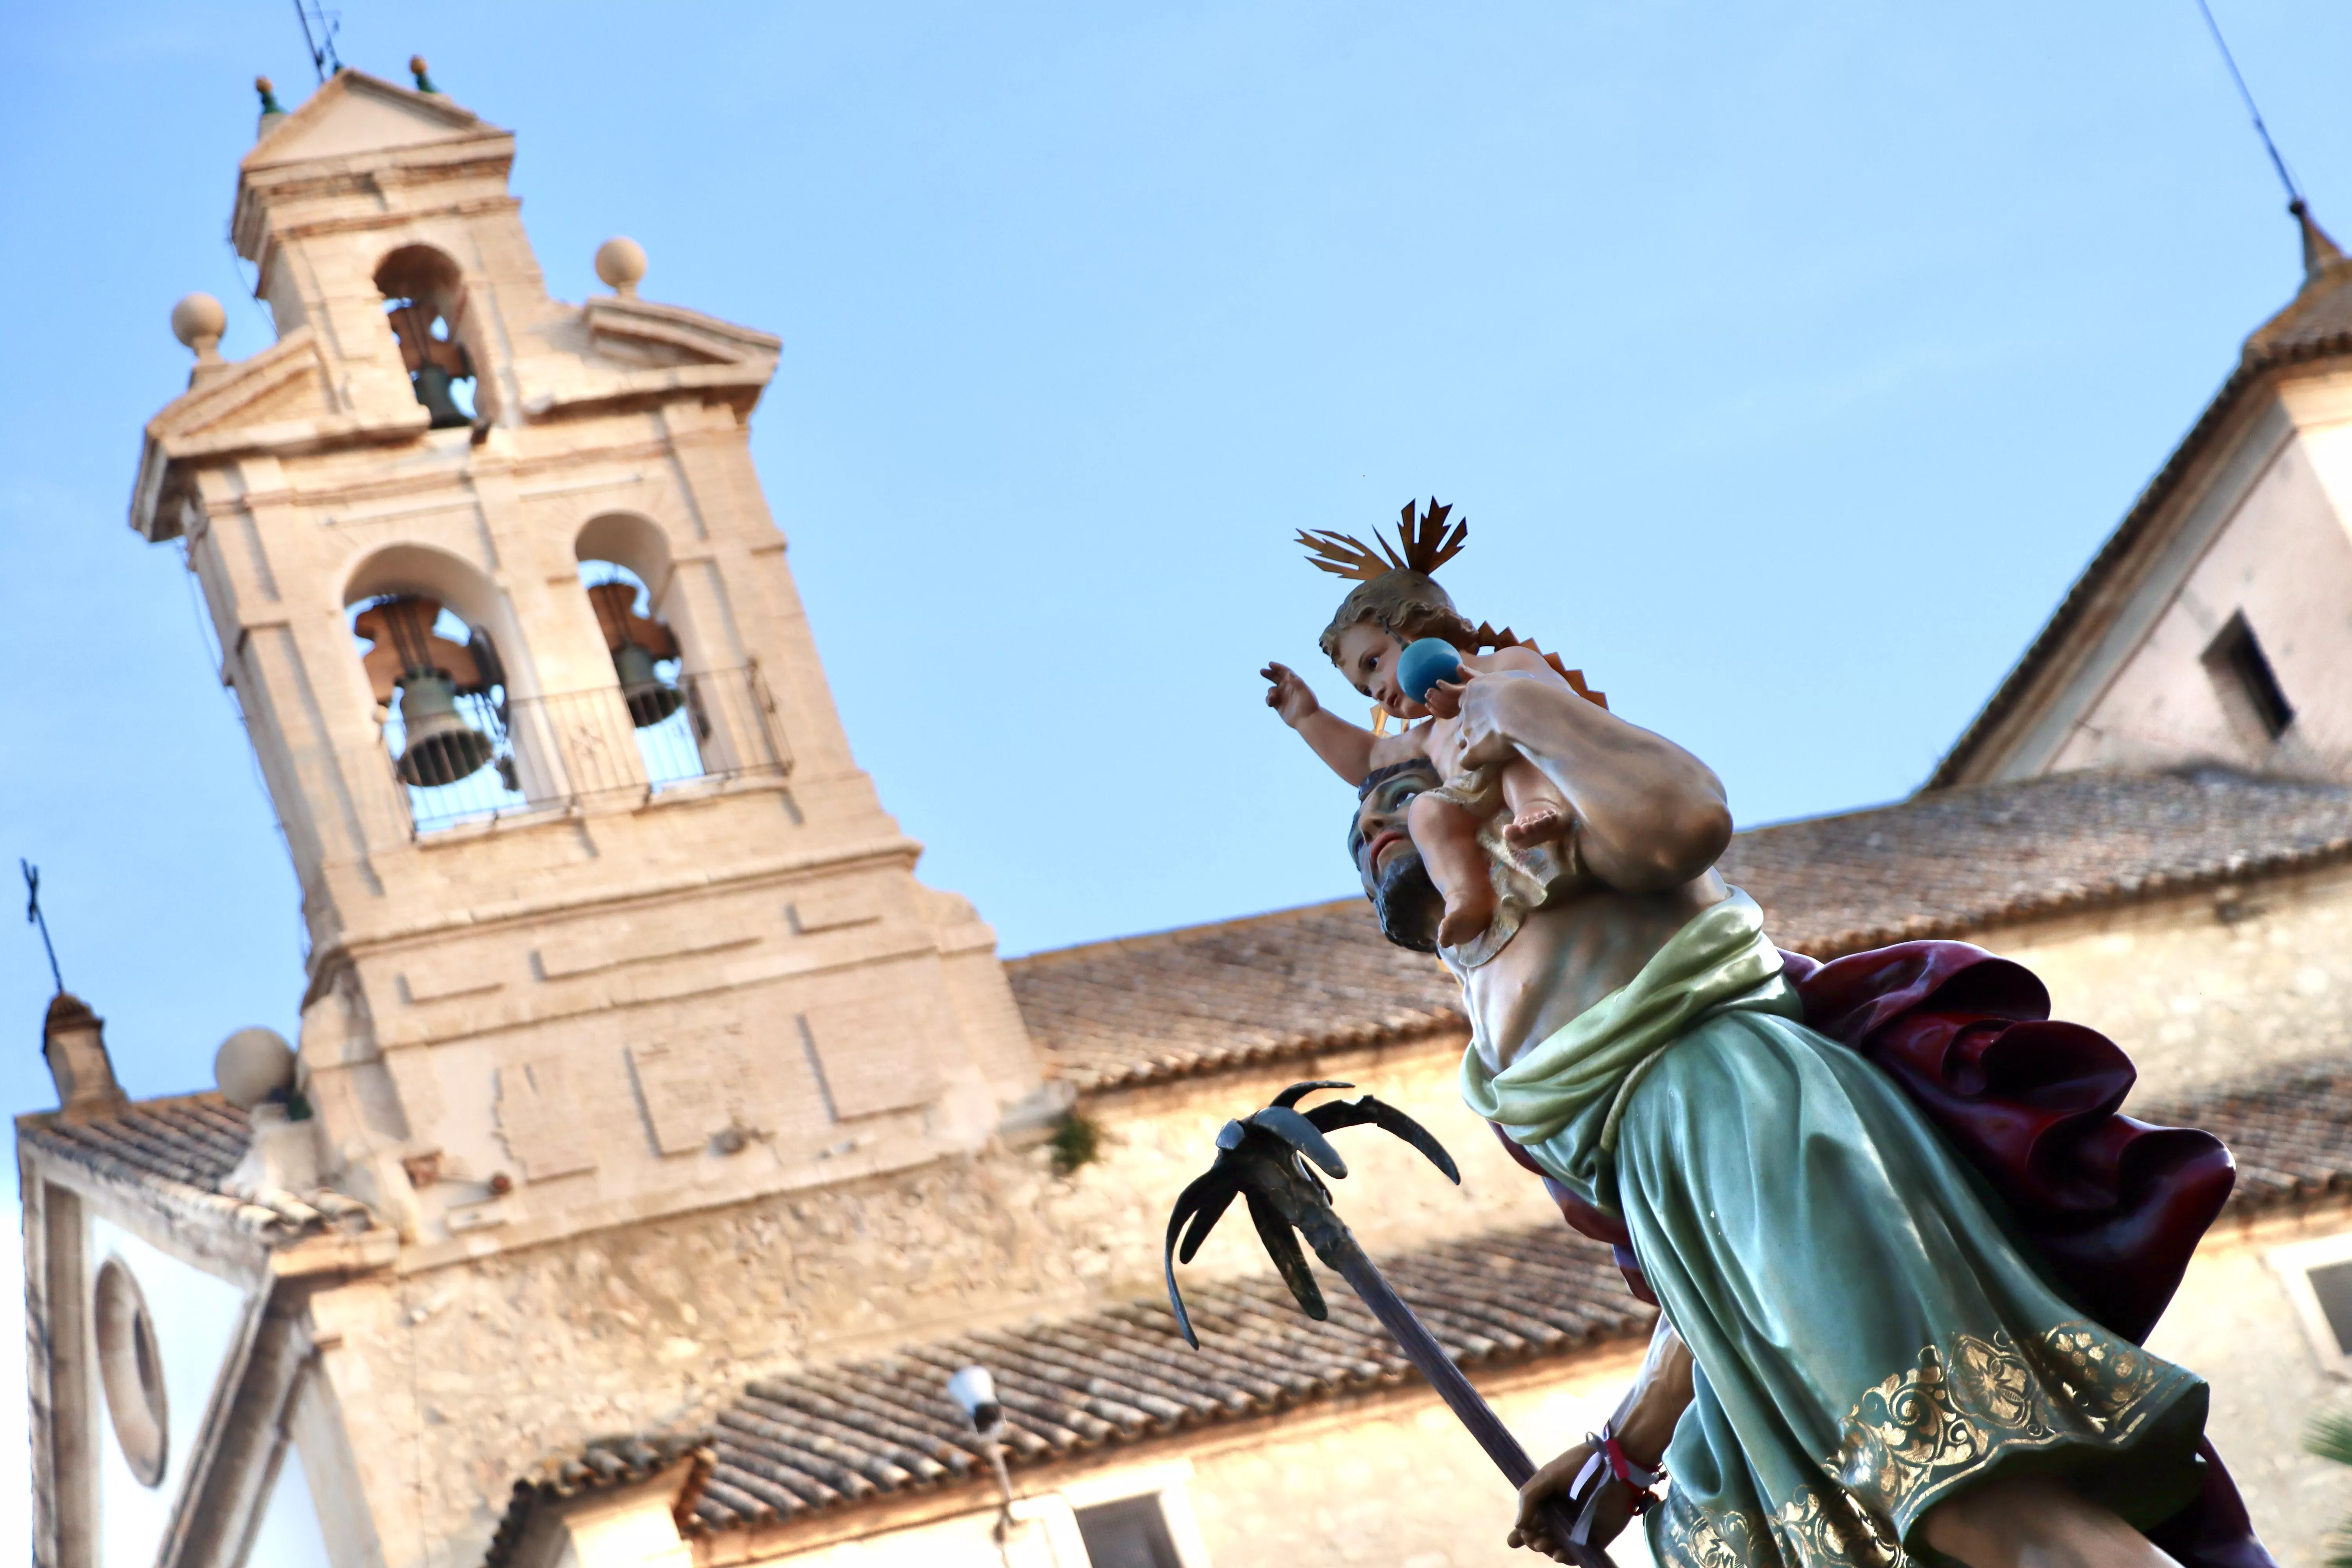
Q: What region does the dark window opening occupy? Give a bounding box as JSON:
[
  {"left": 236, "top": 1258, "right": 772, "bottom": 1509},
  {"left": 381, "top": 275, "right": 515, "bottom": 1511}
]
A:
[
  {"left": 2310, "top": 1259, "right": 2352, "bottom": 1355},
  {"left": 1075, "top": 1495, "right": 1181, "bottom": 1568},
  {"left": 2205, "top": 612, "right": 2294, "bottom": 741}
]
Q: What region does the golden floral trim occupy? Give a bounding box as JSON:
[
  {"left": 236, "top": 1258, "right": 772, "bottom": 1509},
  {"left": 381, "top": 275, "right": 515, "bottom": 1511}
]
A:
[
  {"left": 1831, "top": 1319, "right": 2176, "bottom": 1524},
  {"left": 1655, "top": 1486, "right": 1906, "bottom": 1568},
  {"left": 1650, "top": 1320, "right": 2185, "bottom": 1568},
  {"left": 1655, "top": 1489, "right": 1770, "bottom": 1568}
]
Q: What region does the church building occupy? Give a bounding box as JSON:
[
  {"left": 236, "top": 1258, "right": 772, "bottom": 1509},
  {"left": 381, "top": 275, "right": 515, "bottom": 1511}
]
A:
[{"left": 21, "top": 65, "right": 2352, "bottom": 1568}]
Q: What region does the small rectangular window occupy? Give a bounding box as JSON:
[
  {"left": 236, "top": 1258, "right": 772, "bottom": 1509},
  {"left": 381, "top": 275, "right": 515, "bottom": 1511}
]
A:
[
  {"left": 2270, "top": 1230, "right": 2352, "bottom": 1374},
  {"left": 2310, "top": 1259, "right": 2352, "bottom": 1355},
  {"left": 1075, "top": 1495, "right": 1182, "bottom": 1568},
  {"left": 2205, "top": 613, "right": 2295, "bottom": 740}
]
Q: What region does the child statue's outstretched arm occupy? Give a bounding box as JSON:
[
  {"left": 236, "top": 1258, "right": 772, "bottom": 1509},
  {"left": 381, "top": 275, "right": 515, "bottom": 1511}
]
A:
[{"left": 1263, "top": 661, "right": 1377, "bottom": 784}]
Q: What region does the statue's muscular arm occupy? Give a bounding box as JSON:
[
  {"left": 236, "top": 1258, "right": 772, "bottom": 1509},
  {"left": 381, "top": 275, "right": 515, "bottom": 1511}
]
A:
[{"left": 1448, "top": 672, "right": 1730, "bottom": 893}]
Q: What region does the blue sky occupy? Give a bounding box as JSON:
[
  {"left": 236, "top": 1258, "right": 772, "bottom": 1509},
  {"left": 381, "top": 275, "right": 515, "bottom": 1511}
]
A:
[{"left": 3, "top": 0, "right": 2348, "bottom": 1548}]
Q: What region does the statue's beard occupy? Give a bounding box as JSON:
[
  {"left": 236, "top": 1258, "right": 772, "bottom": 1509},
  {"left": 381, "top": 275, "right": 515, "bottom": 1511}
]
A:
[{"left": 1369, "top": 849, "right": 1442, "bottom": 954}]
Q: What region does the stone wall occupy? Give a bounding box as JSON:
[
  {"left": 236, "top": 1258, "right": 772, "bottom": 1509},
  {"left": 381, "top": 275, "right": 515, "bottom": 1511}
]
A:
[
  {"left": 301, "top": 1024, "right": 1575, "bottom": 1565},
  {"left": 1973, "top": 858, "right": 2352, "bottom": 1106},
  {"left": 2144, "top": 1200, "right": 2352, "bottom": 1568}
]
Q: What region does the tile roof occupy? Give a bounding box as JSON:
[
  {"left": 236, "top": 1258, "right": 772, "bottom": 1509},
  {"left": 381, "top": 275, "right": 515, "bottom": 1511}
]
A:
[
  {"left": 489, "top": 1046, "right": 2352, "bottom": 1555},
  {"left": 1006, "top": 902, "right": 1462, "bottom": 1091},
  {"left": 2152, "top": 1055, "right": 2352, "bottom": 1213},
  {"left": 1721, "top": 767, "right": 2352, "bottom": 957},
  {"left": 483, "top": 1435, "right": 713, "bottom": 1566},
  {"left": 16, "top": 1092, "right": 378, "bottom": 1245},
  {"left": 1929, "top": 243, "right": 2352, "bottom": 791},
  {"left": 486, "top": 1222, "right": 1651, "bottom": 1558},
  {"left": 1014, "top": 768, "right": 2352, "bottom": 1091}
]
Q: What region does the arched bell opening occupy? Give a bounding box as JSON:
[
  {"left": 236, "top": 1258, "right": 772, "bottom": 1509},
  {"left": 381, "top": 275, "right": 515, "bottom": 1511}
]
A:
[
  {"left": 348, "top": 595, "right": 521, "bottom": 825},
  {"left": 374, "top": 245, "right": 486, "bottom": 430},
  {"left": 570, "top": 512, "right": 788, "bottom": 789},
  {"left": 344, "top": 545, "right": 548, "bottom": 832},
  {"left": 578, "top": 559, "right": 704, "bottom": 789}
]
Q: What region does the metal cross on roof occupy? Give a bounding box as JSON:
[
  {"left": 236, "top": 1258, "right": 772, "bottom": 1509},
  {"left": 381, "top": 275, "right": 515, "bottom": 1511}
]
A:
[{"left": 21, "top": 860, "right": 63, "bottom": 995}]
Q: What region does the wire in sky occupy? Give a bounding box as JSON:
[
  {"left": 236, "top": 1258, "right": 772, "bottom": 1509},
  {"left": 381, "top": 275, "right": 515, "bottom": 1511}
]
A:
[{"left": 2194, "top": 0, "right": 2303, "bottom": 206}]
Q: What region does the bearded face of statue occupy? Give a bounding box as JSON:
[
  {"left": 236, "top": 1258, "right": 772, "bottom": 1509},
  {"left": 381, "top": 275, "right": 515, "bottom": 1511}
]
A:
[{"left": 1350, "top": 760, "right": 1443, "bottom": 953}]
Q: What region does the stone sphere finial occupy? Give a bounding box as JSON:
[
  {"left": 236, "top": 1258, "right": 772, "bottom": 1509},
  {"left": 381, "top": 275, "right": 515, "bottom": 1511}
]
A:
[
  {"left": 595, "top": 236, "right": 648, "bottom": 299},
  {"left": 171, "top": 293, "right": 227, "bottom": 362},
  {"left": 214, "top": 1027, "right": 296, "bottom": 1111}
]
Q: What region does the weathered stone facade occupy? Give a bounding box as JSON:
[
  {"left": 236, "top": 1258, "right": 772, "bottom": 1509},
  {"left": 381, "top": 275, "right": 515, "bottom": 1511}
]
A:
[
  {"left": 292, "top": 1025, "right": 1568, "bottom": 1557},
  {"left": 1977, "top": 858, "right": 2352, "bottom": 1105}
]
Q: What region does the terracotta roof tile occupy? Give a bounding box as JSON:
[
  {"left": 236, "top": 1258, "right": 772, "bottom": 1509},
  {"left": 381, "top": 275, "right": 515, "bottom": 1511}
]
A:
[
  {"left": 15, "top": 1091, "right": 379, "bottom": 1245},
  {"left": 1017, "top": 768, "right": 2352, "bottom": 1090},
  {"left": 484, "top": 1222, "right": 1650, "bottom": 1555},
  {"left": 1008, "top": 903, "right": 1463, "bottom": 1091},
  {"left": 42, "top": 773, "right": 2352, "bottom": 1214},
  {"left": 2149, "top": 1055, "right": 2352, "bottom": 1212},
  {"left": 1722, "top": 767, "right": 2352, "bottom": 957}
]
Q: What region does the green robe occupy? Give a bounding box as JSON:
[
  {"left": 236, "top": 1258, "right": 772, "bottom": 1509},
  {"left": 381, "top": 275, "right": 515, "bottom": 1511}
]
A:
[{"left": 1459, "top": 892, "right": 2207, "bottom": 1566}]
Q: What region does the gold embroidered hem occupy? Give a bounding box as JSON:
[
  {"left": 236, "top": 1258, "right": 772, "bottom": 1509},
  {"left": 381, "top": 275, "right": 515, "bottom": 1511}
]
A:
[
  {"left": 1655, "top": 1486, "right": 1904, "bottom": 1568},
  {"left": 1833, "top": 1320, "right": 2175, "bottom": 1524},
  {"left": 1646, "top": 1319, "right": 2200, "bottom": 1568}
]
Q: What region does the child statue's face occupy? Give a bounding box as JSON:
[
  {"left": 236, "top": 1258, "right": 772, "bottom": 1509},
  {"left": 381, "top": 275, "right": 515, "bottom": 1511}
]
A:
[{"left": 1332, "top": 620, "right": 1425, "bottom": 720}]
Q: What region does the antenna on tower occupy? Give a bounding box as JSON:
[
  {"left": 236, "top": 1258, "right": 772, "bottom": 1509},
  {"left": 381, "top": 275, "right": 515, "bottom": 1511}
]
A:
[
  {"left": 2194, "top": 0, "right": 2303, "bottom": 206},
  {"left": 293, "top": 0, "right": 343, "bottom": 84},
  {"left": 21, "top": 861, "right": 64, "bottom": 995}
]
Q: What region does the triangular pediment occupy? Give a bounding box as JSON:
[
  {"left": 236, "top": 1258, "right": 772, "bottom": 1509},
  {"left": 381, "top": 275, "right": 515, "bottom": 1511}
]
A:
[
  {"left": 130, "top": 326, "right": 431, "bottom": 541},
  {"left": 583, "top": 297, "right": 782, "bottom": 369},
  {"left": 245, "top": 70, "right": 493, "bottom": 169},
  {"left": 147, "top": 327, "right": 335, "bottom": 443}
]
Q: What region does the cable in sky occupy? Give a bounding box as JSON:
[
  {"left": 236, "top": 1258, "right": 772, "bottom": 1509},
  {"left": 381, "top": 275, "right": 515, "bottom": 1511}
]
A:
[{"left": 2194, "top": 0, "right": 2303, "bottom": 206}]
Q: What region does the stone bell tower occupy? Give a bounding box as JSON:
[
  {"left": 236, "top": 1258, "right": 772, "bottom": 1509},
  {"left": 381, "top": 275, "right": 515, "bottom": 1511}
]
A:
[{"left": 129, "top": 67, "right": 1043, "bottom": 1260}]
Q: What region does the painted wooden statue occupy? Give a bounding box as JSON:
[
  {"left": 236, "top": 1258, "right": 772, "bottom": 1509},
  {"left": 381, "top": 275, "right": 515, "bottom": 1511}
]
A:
[{"left": 1263, "top": 503, "right": 2274, "bottom": 1568}]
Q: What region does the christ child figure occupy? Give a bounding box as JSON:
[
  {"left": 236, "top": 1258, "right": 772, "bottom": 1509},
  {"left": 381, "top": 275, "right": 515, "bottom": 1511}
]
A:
[{"left": 1263, "top": 500, "right": 1604, "bottom": 950}]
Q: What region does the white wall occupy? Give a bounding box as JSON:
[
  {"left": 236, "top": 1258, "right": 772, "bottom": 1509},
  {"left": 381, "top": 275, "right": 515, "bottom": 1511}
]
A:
[
  {"left": 2145, "top": 1208, "right": 2352, "bottom": 1568},
  {"left": 243, "top": 1445, "right": 336, "bottom": 1568},
  {"left": 85, "top": 1216, "right": 252, "bottom": 1568},
  {"left": 2043, "top": 420, "right": 2352, "bottom": 781}
]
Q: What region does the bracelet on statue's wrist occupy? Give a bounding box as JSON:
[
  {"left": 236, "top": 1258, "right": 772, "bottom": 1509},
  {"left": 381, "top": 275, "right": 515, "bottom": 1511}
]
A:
[{"left": 1585, "top": 1421, "right": 1666, "bottom": 1515}]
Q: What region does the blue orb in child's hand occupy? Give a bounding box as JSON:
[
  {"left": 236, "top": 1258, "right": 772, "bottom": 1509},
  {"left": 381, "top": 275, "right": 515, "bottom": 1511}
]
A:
[{"left": 1397, "top": 637, "right": 1466, "bottom": 704}]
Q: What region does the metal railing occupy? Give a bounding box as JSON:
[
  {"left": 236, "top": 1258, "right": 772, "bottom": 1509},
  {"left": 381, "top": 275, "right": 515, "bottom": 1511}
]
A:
[{"left": 381, "top": 664, "right": 790, "bottom": 835}]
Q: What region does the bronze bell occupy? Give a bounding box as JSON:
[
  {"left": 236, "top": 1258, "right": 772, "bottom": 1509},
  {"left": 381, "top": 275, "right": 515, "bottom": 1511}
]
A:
[
  {"left": 412, "top": 363, "right": 472, "bottom": 429},
  {"left": 613, "top": 642, "right": 685, "bottom": 728},
  {"left": 394, "top": 672, "right": 496, "bottom": 786}
]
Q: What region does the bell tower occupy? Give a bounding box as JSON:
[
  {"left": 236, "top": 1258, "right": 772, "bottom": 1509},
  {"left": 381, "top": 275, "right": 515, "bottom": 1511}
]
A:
[{"left": 129, "top": 69, "right": 1044, "bottom": 1258}]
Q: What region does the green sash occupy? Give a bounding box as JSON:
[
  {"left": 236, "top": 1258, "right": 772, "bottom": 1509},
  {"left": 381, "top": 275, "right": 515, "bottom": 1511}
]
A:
[{"left": 1457, "top": 890, "right": 1794, "bottom": 1199}]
